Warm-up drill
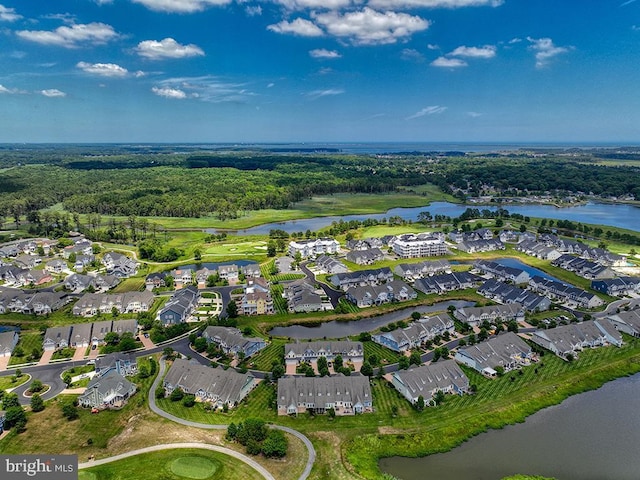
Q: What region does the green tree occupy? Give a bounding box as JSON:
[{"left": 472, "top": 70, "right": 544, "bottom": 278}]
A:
[
  {"left": 30, "top": 393, "right": 45, "bottom": 412},
  {"left": 416, "top": 395, "right": 425, "bottom": 412},
  {"left": 317, "top": 357, "right": 329, "bottom": 377},
  {"left": 226, "top": 300, "right": 238, "bottom": 318},
  {"left": 62, "top": 402, "right": 79, "bottom": 421},
  {"left": 360, "top": 361, "right": 374, "bottom": 377},
  {"left": 411, "top": 311, "right": 421, "bottom": 321},
  {"left": 2, "top": 392, "right": 20, "bottom": 409},
  {"left": 182, "top": 394, "right": 196, "bottom": 407},
  {"left": 409, "top": 351, "right": 421, "bottom": 366},
  {"left": 333, "top": 355, "right": 343, "bottom": 371},
  {"left": 63, "top": 372, "right": 72, "bottom": 387},
  {"left": 194, "top": 249, "right": 202, "bottom": 261},
  {"left": 262, "top": 429, "right": 288, "bottom": 458},
  {"left": 4, "top": 406, "right": 27, "bottom": 429},
  {"left": 398, "top": 356, "right": 410, "bottom": 370},
  {"left": 29, "top": 379, "right": 44, "bottom": 394},
  {"left": 170, "top": 388, "right": 185, "bottom": 402}
]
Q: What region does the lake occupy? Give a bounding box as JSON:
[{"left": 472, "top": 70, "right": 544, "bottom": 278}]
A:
[
  {"left": 269, "top": 300, "right": 474, "bottom": 339},
  {"left": 207, "top": 201, "right": 640, "bottom": 235},
  {"left": 492, "top": 257, "right": 561, "bottom": 282},
  {"left": 380, "top": 373, "right": 640, "bottom": 480}
]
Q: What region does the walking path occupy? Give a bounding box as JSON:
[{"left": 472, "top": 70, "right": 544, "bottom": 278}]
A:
[
  {"left": 78, "top": 442, "right": 275, "bottom": 480},
  {"left": 149, "top": 358, "right": 316, "bottom": 480}
]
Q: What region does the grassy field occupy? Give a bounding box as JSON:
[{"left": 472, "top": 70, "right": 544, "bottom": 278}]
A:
[
  {"left": 79, "top": 448, "right": 264, "bottom": 480},
  {"left": 362, "top": 341, "right": 404, "bottom": 366}
]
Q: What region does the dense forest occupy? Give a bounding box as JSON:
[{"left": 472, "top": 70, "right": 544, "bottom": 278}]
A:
[{"left": 0, "top": 147, "right": 638, "bottom": 220}]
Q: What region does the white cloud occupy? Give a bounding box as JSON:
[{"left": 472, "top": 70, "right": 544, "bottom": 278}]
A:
[
  {"left": 267, "top": 82, "right": 275, "bottom": 88},
  {"left": 132, "top": 0, "right": 231, "bottom": 13},
  {"left": 245, "top": 5, "right": 262, "bottom": 15},
  {"left": 309, "top": 48, "right": 342, "bottom": 58},
  {"left": 155, "top": 76, "right": 254, "bottom": 102},
  {"left": 431, "top": 56, "right": 467, "bottom": 67},
  {"left": 152, "top": 86, "right": 188, "bottom": 99},
  {"left": 136, "top": 38, "right": 205, "bottom": 60},
  {"left": 368, "top": 0, "right": 502, "bottom": 8},
  {"left": 273, "top": 0, "right": 354, "bottom": 9},
  {"left": 527, "top": 37, "right": 572, "bottom": 68},
  {"left": 0, "top": 84, "right": 16, "bottom": 94},
  {"left": 313, "top": 8, "right": 430, "bottom": 45},
  {"left": 450, "top": 45, "right": 496, "bottom": 58},
  {"left": 94, "top": 0, "right": 114, "bottom": 4},
  {"left": 509, "top": 37, "right": 522, "bottom": 44},
  {"left": 407, "top": 105, "right": 447, "bottom": 119},
  {"left": 401, "top": 48, "right": 424, "bottom": 61},
  {"left": 426, "top": 43, "right": 439, "bottom": 50},
  {"left": 268, "top": 18, "right": 324, "bottom": 37},
  {"left": 41, "top": 89, "right": 66, "bottom": 97},
  {"left": 467, "top": 111, "right": 482, "bottom": 117},
  {"left": 77, "top": 61, "right": 129, "bottom": 77},
  {"left": 306, "top": 88, "right": 344, "bottom": 98},
  {"left": 0, "top": 4, "right": 22, "bottom": 22},
  {"left": 16, "top": 23, "right": 120, "bottom": 48}
]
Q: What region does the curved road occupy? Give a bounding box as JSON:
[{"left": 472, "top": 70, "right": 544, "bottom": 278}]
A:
[
  {"left": 78, "top": 443, "right": 275, "bottom": 480},
  {"left": 149, "top": 358, "right": 316, "bottom": 480}
]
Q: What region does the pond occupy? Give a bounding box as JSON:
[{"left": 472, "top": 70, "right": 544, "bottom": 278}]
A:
[
  {"left": 206, "top": 201, "right": 640, "bottom": 235},
  {"left": 380, "top": 372, "right": 640, "bottom": 480},
  {"left": 491, "top": 257, "right": 561, "bottom": 283},
  {"left": 269, "top": 300, "right": 475, "bottom": 339}
]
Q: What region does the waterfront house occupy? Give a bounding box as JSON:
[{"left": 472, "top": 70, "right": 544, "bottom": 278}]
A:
[
  {"left": 372, "top": 314, "right": 454, "bottom": 352},
  {"left": 202, "top": 326, "right": 267, "bottom": 358},
  {"left": 530, "top": 320, "right": 623, "bottom": 359},
  {"left": 391, "top": 360, "right": 469, "bottom": 405},
  {"left": 277, "top": 375, "right": 372, "bottom": 416},
  {"left": 454, "top": 332, "right": 534, "bottom": 375}
]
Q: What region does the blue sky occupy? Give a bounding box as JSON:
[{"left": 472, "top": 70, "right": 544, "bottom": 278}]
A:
[{"left": 0, "top": 0, "right": 639, "bottom": 143}]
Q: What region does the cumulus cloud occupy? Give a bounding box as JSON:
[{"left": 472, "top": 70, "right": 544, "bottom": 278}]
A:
[
  {"left": 41, "top": 89, "right": 66, "bottom": 97},
  {"left": 306, "top": 88, "right": 344, "bottom": 98},
  {"left": 272, "top": 0, "right": 354, "bottom": 9},
  {"left": 401, "top": 48, "right": 424, "bottom": 61},
  {"left": 268, "top": 18, "right": 324, "bottom": 36},
  {"left": 0, "top": 4, "right": 22, "bottom": 22},
  {"left": 406, "top": 105, "right": 447, "bottom": 119},
  {"left": 132, "top": 0, "right": 231, "bottom": 13},
  {"left": 431, "top": 56, "right": 467, "bottom": 67},
  {"left": 368, "top": 0, "right": 502, "bottom": 8},
  {"left": 136, "top": 38, "right": 205, "bottom": 60},
  {"left": 527, "top": 37, "right": 572, "bottom": 68},
  {"left": 313, "top": 8, "right": 430, "bottom": 45},
  {"left": 16, "top": 22, "right": 119, "bottom": 48},
  {"left": 309, "top": 48, "right": 342, "bottom": 58},
  {"left": 77, "top": 61, "right": 129, "bottom": 77},
  {"left": 450, "top": 45, "right": 496, "bottom": 58}
]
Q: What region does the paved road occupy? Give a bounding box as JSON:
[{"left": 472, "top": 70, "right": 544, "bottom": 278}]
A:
[
  {"left": 78, "top": 443, "right": 275, "bottom": 480},
  {"left": 149, "top": 359, "right": 316, "bottom": 480},
  {"left": 299, "top": 262, "right": 343, "bottom": 307}
]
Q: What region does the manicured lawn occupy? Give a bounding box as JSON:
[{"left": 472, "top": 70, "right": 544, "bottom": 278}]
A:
[
  {"left": 79, "top": 448, "right": 264, "bottom": 480},
  {"left": 0, "top": 373, "right": 30, "bottom": 391},
  {"left": 260, "top": 259, "right": 305, "bottom": 283},
  {"left": 247, "top": 339, "right": 286, "bottom": 372},
  {"left": 363, "top": 341, "right": 404, "bottom": 366},
  {"left": 8, "top": 332, "right": 43, "bottom": 365}
]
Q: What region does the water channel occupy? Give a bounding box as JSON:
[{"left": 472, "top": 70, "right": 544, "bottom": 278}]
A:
[
  {"left": 207, "top": 201, "right": 640, "bottom": 235},
  {"left": 269, "top": 300, "right": 474, "bottom": 339},
  {"left": 380, "top": 373, "right": 640, "bottom": 480}
]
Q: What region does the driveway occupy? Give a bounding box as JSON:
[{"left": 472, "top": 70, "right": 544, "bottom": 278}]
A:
[
  {"left": 38, "top": 349, "right": 54, "bottom": 366},
  {"left": 0, "top": 356, "right": 10, "bottom": 371}
]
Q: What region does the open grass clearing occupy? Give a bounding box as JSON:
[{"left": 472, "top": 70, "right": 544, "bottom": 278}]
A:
[{"left": 80, "top": 448, "right": 261, "bottom": 480}]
